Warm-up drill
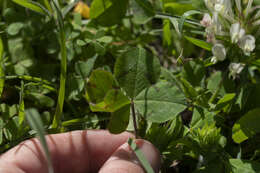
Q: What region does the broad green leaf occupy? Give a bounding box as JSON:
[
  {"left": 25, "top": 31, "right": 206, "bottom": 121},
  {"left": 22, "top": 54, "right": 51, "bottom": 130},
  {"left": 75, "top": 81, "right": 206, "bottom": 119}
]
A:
[
  {"left": 108, "top": 104, "right": 130, "bottom": 134},
  {"left": 86, "top": 70, "right": 117, "bottom": 104},
  {"left": 214, "top": 93, "right": 236, "bottom": 111},
  {"left": 184, "top": 36, "right": 212, "bottom": 51},
  {"left": 6, "top": 22, "right": 24, "bottom": 36},
  {"left": 230, "top": 159, "right": 260, "bottom": 173},
  {"left": 26, "top": 108, "right": 53, "bottom": 173},
  {"left": 130, "top": 0, "right": 155, "bottom": 24},
  {"left": 114, "top": 47, "right": 161, "bottom": 98},
  {"left": 0, "top": 37, "right": 4, "bottom": 98},
  {"left": 89, "top": 89, "right": 130, "bottom": 112},
  {"left": 135, "top": 82, "right": 187, "bottom": 123},
  {"left": 232, "top": 108, "right": 260, "bottom": 143},
  {"left": 12, "top": 0, "right": 46, "bottom": 15},
  {"left": 90, "top": 0, "right": 128, "bottom": 26},
  {"left": 128, "top": 138, "right": 155, "bottom": 173}
]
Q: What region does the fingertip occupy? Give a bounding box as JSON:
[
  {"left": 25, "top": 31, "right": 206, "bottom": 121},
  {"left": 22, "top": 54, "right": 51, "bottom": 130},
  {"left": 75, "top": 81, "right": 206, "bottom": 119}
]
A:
[{"left": 99, "top": 139, "right": 161, "bottom": 173}]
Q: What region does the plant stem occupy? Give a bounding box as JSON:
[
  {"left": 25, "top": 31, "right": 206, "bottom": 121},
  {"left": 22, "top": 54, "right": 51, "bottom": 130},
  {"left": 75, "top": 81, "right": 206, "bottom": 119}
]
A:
[{"left": 131, "top": 99, "right": 138, "bottom": 138}]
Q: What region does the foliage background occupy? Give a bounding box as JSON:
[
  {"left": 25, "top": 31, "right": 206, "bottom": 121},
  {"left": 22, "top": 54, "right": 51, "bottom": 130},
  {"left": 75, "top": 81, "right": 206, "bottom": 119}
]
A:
[{"left": 1, "top": 0, "right": 260, "bottom": 172}]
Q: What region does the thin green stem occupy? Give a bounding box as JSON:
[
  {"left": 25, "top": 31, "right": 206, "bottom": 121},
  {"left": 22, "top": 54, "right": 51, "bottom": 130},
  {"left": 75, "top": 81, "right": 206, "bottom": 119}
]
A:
[{"left": 131, "top": 99, "right": 138, "bottom": 138}]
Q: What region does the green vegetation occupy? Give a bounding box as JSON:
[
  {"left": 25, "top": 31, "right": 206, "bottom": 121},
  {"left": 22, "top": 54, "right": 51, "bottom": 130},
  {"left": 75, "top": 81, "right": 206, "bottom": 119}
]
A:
[{"left": 1, "top": 0, "right": 260, "bottom": 172}]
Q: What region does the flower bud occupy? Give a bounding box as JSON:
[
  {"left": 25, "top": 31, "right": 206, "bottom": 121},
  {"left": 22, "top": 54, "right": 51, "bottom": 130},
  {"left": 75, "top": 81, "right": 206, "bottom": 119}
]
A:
[
  {"left": 230, "top": 23, "right": 245, "bottom": 43},
  {"left": 212, "top": 43, "right": 226, "bottom": 61},
  {"left": 229, "top": 63, "right": 244, "bottom": 79},
  {"left": 201, "top": 13, "right": 212, "bottom": 27},
  {"left": 238, "top": 35, "right": 255, "bottom": 55}
]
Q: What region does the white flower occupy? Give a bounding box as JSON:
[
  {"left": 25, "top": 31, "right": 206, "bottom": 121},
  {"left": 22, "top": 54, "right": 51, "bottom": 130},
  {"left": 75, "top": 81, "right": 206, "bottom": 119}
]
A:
[
  {"left": 204, "top": 0, "right": 234, "bottom": 22},
  {"left": 230, "top": 23, "right": 245, "bottom": 43},
  {"left": 211, "top": 56, "right": 218, "bottom": 64},
  {"left": 229, "top": 63, "right": 245, "bottom": 79},
  {"left": 212, "top": 12, "right": 222, "bottom": 34},
  {"left": 212, "top": 43, "right": 226, "bottom": 61},
  {"left": 235, "top": 0, "right": 242, "bottom": 13},
  {"left": 201, "top": 13, "right": 212, "bottom": 27},
  {"left": 238, "top": 35, "right": 256, "bottom": 55}
]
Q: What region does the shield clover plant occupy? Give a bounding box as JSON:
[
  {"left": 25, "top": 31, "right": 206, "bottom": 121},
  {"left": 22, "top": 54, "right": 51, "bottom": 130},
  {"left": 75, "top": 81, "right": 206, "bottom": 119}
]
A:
[{"left": 201, "top": 0, "right": 260, "bottom": 78}]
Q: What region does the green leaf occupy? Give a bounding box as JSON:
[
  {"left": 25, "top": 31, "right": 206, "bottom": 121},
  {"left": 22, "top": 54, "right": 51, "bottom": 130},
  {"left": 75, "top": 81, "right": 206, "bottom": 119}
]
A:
[
  {"left": 108, "top": 104, "right": 130, "bottom": 134},
  {"left": 0, "top": 37, "right": 4, "bottom": 98},
  {"left": 86, "top": 70, "right": 117, "bottom": 104},
  {"left": 190, "top": 107, "right": 214, "bottom": 129},
  {"left": 214, "top": 93, "right": 236, "bottom": 111},
  {"left": 12, "top": 0, "right": 46, "bottom": 15},
  {"left": 179, "top": 77, "right": 198, "bottom": 99},
  {"left": 178, "top": 10, "right": 202, "bottom": 34},
  {"left": 90, "top": 0, "right": 128, "bottom": 26},
  {"left": 230, "top": 159, "right": 260, "bottom": 173},
  {"left": 128, "top": 138, "right": 155, "bottom": 173},
  {"left": 3, "top": 117, "right": 19, "bottom": 141},
  {"left": 89, "top": 89, "right": 130, "bottom": 112},
  {"left": 181, "top": 60, "right": 206, "bottom": 86},
  {"left": 27, "top": 93, "right": 55, "bottom": 108},
  {"left": 207, "top": 71, "right": 225, "bottom": 96},
  {"left": 114, "top": 47, "right": 161, "bottom": 98},
  {"left": 232, "top": 108, "right": 260, "bottom": 143},
  {"left": 18, "top": 81, "right": 25, "bottom": 127},
  {"left": 130, "top": 0, "right": 155, "bottom": 24},
  {"left": 0, "top": 118, "right": 3, "bottom": 145},
  {"left": 6, "top": 22, "right": 24, "bottom": 36},
  {"left": 26, "top": 108, "right": 53, "bottom": 173},
  {"left": 66, "top": 75, "right": 84, "bottom": 100},
  {"left": 52, "top": 1, "right": 67, "bottom": 129},
  {"left": 0, "top": 128, "right": 2, "bottom": 145},
  {"left": 164, "top": 2, "right": 194, "bottom": 16},
  {"left": 135, "top": 82, "right": 187, "bottom": 123},
  {"left": 184, "top": 36, "right": 212, "bottom": 51}
]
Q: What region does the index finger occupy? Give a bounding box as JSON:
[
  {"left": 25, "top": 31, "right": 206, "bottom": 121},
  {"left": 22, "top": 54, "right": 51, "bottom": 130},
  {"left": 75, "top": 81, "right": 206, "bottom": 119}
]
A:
[{"left": 0, "top": 130, "right": 134, "bottom": 173}]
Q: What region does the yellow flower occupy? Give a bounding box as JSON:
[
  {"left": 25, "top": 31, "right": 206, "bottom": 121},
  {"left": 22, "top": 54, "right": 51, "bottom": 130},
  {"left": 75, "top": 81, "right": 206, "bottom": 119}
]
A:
[{"left": 74, "top": 1, "right": 90, "bottom": 19}]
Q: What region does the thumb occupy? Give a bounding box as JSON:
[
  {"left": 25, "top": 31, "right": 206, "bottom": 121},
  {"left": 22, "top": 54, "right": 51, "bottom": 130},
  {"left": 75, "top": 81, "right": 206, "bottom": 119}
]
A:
[{"left": 99, "top": 139, "right": 161, "bottom": 173}]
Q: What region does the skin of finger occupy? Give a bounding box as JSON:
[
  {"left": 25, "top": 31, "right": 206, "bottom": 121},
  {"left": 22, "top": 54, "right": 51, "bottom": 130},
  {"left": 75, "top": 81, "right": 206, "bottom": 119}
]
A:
[
  {"left": 99, "top": 139, "right": 161, "bottom": 173},
  {"left": 0, "top": 130, "right": 134, "bottom": 173}
]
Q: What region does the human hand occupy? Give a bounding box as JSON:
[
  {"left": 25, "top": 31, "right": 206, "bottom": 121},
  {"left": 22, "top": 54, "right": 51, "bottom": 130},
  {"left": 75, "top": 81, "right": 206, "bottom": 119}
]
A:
[{"left": 0, "top": 130, "right": 160, "bottom": 173}]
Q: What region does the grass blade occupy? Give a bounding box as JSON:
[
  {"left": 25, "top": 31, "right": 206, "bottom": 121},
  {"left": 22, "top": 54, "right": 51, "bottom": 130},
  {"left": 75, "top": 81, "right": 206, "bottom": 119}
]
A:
[
  {"left": 178, "top": 10, "right": 202, "bottom": 35},
  {"left": 18, "top": 81, "right": 25, "bottom": 127},
  {"left": 128, "top": 138, "right": 155, "bottom": 173},
  {"left": 12, "top": 0, "right": 46, "bottom": 15},
  {"left": 26, "top": 108, "right": 54, "bottom": 173},
  {"left": 51, "top": 0, "right": 67, "bottom": 129},
  {"left": 0, "top": 36, "right": 4, "bottom": 97}
]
